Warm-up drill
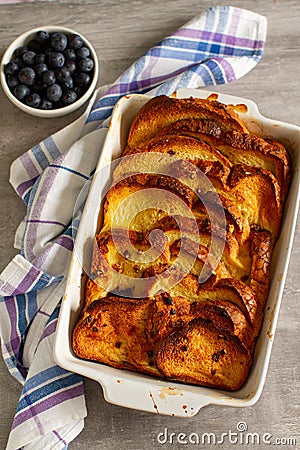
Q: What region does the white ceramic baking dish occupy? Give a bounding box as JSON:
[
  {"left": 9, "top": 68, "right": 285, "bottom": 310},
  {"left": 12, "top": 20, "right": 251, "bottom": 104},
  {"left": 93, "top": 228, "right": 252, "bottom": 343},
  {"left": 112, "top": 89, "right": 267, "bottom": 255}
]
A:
[{"left": 54, "top": 88, "right": 300, "bottom": 417}]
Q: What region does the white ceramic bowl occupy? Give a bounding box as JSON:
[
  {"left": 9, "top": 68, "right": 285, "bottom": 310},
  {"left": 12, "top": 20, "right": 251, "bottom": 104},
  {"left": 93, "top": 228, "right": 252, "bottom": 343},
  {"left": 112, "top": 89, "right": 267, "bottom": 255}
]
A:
[{"left": 0, "top": 26, "right": 99, "bottom": 118}]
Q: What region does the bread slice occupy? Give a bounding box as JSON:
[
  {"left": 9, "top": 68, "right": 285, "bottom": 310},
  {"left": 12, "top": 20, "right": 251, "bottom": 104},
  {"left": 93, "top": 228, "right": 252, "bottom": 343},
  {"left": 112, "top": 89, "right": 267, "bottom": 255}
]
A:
[
  {"left": 127, "top": 95, "right": 249, "bottom": 148},
  {"left": 166, "top": 274, "right": 262, "bottom": 337},
  {"left": 146, "top": 292, "right": 254, "bottom": 350},
  {"left": 173, "top": 229, "right": 270, "bottom": 332},
  {"left": 249, "top": 229, "right": 272, "bottom": 311},
  {"left": 156, "top": 316, "right": 252, "bottom": 390},
  {"left": 156, "top": 119, "right": 291, "bottom": 197},
  {"left": 73, "top": 293, "right": 253, "bottom": 389},
  {"left": 90, "top": 228, "right": 170, "bottom": 298},
  {"left": 121, "top": 133, "right": 232, "bottom": 180},
  {"left": 73, "top": 296, "right": 162, "bottom": 377},
  {"left": 102, "top": 173, "right": 196, "bottom": 232},
  {"left": 106, "top": 163, "right": 282, "bottom": 242},
  {"left": 164, "top": 159, "right": 282, "bottom": 240}
]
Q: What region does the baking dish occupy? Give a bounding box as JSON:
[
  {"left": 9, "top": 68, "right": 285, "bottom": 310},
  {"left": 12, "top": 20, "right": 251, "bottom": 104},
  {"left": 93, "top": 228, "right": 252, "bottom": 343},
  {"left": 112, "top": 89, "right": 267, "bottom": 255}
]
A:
[{"left": 54, "top": 88, "right": 300, "bottom": 417}]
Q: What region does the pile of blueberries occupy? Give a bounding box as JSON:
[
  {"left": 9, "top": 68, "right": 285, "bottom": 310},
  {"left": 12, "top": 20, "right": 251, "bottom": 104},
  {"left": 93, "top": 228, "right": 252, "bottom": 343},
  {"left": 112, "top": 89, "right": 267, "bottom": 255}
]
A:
[{"left": 4, "top": 30, "right": 95, "bottom": 110}]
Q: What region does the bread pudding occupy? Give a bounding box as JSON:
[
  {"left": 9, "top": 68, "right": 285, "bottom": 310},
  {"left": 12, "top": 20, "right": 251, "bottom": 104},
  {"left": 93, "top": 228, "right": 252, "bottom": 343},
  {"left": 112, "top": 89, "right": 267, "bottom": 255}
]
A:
[{"left": 72, "top": 95, "right": 291, "bottom": 391}]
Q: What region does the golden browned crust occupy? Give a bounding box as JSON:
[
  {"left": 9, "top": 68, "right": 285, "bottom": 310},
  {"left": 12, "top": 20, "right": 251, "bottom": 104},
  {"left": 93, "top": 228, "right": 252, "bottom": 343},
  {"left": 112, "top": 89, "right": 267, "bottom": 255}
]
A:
[
  {"left": 72, "top": 94, "right": 291, "bottom": 391},
  {"left": 156, "top": 317, "right": 251, "bottom": 390},
  {"left": 156, "top": 119, "right": 291, "bottom": 198},
  {"left": 127, "top": 95, "right": 249, "bottom": 148},
  {"left": 73, "top": 294, "right": 253, "bottom": 389}
]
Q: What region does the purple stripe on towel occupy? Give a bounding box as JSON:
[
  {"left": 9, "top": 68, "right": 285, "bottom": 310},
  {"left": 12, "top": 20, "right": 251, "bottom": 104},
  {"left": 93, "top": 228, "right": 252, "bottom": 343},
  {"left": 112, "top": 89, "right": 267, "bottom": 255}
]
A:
[
  {"left": 26, "top": 219, "right": 66, "bottom": 228},
  {"left": 23, "top": 166, "right": 60, "bottom": 261},
  {"left": 40, "top": 319, "right": 57, "bottom": 342},
  {"left": 175, "top": 28, "right": 264, "bottom": 49},
  {"left": 216, "top": 57, "right": 237, "bottom": 83},
  {"left": 19, "top": 152, "right": 41, "bottom": 180},
  {"left": 12, "top": 266, "right": 40, "bottom": 296},
  {"left": 53, "top": 430, "right": 67, "bottom": 446},
  {"left": 12, "top": 384, "right": 84, "bottom": 429},
  {"left": 4, "top": 298, "right": 20, "bottom": 362},
  {"left": 103, "top": 63, "right": 197, "bottom": 98},
  {"left": 55, "top": 235, "right": 74, "bottom": 252},
  {"left": 16, "top": 176, "right": 38, "bottom": 198},
  {"left": 229, "top": 6, "right": 241, "bottom": 36},
  {"left": 0, "top": 280, "right": 16, "bottom": 296}
]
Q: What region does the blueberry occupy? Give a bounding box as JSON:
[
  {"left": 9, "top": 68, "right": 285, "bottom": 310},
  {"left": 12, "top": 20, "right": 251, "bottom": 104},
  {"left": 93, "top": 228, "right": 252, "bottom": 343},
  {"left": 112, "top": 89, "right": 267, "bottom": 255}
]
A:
[
  {"left": 63, "top": 48, "right": 76, "bottom": 61},
  {"left": 74, "top": 85, "right": 86, "bottom": 97},
  {"left": 32, "top": 80, "right": 47, "bottom": 94},
  {"left": 76, "top": 47, "right": 90, "bottom": 59},
  {"left": 48, "top": 52, "right": 65, "bottom": 68},
  {"left": 51, "top": 32, "right": 68, "bottom": 52},
  {"left": 45, "top": 47, "right": 54, "bottom": 57},
  {"left": 15, "top": 46, "right": 28, "bottom": 58},
  {"left": 13, "top": 57, "right": 25, "bottom": 70},
  {"left": 14, "top": 84, "right": 30, "bottom": 100},
  {"left": 23, "top": 51, "right": 36, "bottom": 65},
  {"left": 74, "top": 72, "right": 90, "bottom": 87},
  {"left": 36, "top": 30, "right": 50, "bottom": 43},
  {"left": 68, "top": 34, "right": 84, "bottom": 49},
  {"left": 56, "top": 67, "right": 70, "bottom": 78},
  {"left": 4, "top": 61, "right": 19, "bottom": 76},
  {"left": 64, "top": 60, "right": 76, "bottom": 74},
  {"left": 35, "top": 53, "right": 46, "bottom": 64},
  {"left": 40, "top": 98, "right": 53, "bottom": 110},
  {"left": 42, "top": 70, "right": 56, "bottom": 85},
  {"left": 7, "top": 75, "right": 19, "bottom": 89},
  {"left": 55, "top": 67, "right": 73, "bottom": 89},
  {"left": 47, "top": 83, "right": 62, "bottom": 102},
  {"left": 18, "top": 67, "right": 36, "bottom": 85},
  {"left": 27, "top": 39, "right": 42, "bottom": 53},
  {"left": 61, "top": 76, "right": 74, "bottom": 90},
  {"left": 62, "top": 89, "right": 77, "bottom": 105},
  {"left": 78, "top": 57, "right": 94, "bottom": 72},
  {"left": 25, "top": 93, "right": 41, "bottom": 108},
  {"left": 35, "top": 63, "right": 48, "bottom": 77}
]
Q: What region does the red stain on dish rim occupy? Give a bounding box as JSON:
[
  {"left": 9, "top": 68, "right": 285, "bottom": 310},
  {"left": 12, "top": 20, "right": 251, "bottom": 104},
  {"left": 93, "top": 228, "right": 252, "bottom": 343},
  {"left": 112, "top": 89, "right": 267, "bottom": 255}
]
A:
[{"left": 149, "top": 391, "right": 159, "bottom": 413}]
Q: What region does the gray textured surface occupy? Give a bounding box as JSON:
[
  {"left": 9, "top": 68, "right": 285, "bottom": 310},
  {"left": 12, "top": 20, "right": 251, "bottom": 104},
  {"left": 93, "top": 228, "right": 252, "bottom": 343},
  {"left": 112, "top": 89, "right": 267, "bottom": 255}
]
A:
[{"left": 0, "top": 1, "right": 299, "bottom": 449}]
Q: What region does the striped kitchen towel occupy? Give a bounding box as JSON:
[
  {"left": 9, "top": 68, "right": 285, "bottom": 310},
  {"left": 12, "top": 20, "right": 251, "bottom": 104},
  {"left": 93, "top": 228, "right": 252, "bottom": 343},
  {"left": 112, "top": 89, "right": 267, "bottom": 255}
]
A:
[{"left": 0, "top": 6, "right": 267, "bottom": 450}]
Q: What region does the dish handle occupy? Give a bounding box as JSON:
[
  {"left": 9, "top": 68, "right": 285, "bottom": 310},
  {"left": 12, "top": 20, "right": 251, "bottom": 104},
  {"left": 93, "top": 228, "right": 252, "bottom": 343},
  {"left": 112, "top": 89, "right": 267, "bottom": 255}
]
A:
[{"left": 98, "top": 376, "right": 213, "bottom": 417}]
